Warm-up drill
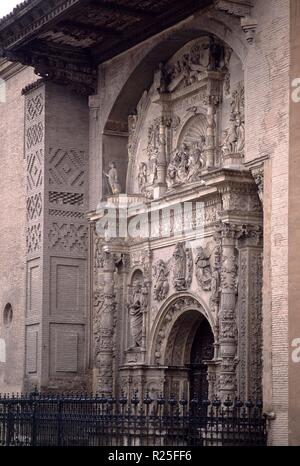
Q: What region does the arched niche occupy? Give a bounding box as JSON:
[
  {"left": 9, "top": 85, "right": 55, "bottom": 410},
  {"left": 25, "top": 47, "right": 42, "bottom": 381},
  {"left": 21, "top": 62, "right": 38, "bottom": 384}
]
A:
[
  {"left": 127, "top": 270, "right": 145, "bottom": 350},
  {"left": 101, "top": 19, "right": 247, "bottom": 199}
]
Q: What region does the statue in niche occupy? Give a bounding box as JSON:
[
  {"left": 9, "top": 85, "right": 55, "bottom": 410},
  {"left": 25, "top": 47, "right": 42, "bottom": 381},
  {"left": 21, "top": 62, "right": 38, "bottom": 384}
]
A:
[
  {"left": 195, "top": 246, "right": 212, "bottom": 291},
  {"left": 235, "top": 113, "right": 245, "bottom": 153},
  {"left": 138, "top": 162, "right": 148, "bottom": 193},
  {"left": 173, "top": 243, "right": 186, "bottom": 290},
  {"left": 173, "top": 242, "right": 193, "bottom": 291},
  {"left": 141, "top": 281, "right": 149, "bottom": 312},
  {"left": 187, "top": 138, "right": 206, "bottom": 181},
  {"left": 221, "top": 83, "right": 245, "bottom": 157},
  {"left": 128, "top": 279, "right": 143, "bottom": 348},
  {"left": 153, "top": 260, "right": 170, "bottom": 301},
  {"left": 104, "top": 162, "right": 121, "bottom": 195}
]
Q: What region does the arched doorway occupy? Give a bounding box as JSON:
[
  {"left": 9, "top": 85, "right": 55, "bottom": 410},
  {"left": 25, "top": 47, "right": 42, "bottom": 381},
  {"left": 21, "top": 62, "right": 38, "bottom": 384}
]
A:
[
  {"left": 188, "top": 319, "right": 214, "bottom": 401},
  {"left": 155, "top": 301, "right": 215, "bottom": 400}
]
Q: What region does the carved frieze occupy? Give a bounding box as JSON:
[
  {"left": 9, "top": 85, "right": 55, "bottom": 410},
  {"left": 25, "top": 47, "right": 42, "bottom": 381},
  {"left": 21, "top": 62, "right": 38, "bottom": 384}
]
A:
[
  {"left": 167, "top": 138, "right": 206, "bottom": 187},
  {"left": 162, "top": 36, "right": 229, "bottom": 93}
]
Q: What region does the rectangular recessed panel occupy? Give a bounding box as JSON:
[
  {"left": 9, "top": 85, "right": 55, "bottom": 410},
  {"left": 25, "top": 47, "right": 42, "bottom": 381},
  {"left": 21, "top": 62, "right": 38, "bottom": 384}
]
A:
[
  {"left": 49, "top": 324, "right": 84, "bottom": 376},
  {"left": 50, "top": 257, "right": 86, "bottom": 316},
  {"left": 27, "top": 260, "right": 40, "bottom": 316},
  {"left": 26, "top": 326, "right": 39, "bottom": 374},
  {"left": 55, "top": 330, "right": 78, "bottom": 373},
  {"left": 56, "top": 264, "right": 79, "bottom": 311}
]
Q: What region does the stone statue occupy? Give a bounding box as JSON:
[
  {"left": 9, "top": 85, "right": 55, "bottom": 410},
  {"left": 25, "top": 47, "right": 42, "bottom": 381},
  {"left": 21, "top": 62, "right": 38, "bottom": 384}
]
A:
[
  {"left": 210, "top": 269, "right": 220, "bottom": 303},
  {"left": 128, "top": 281, "right": 143, "bottom": 348},
  {"left": 104, "top": 162, "right": 121, "bottom": 195},
  {"left": 141, "top": 281, "right": 149, "bottom": 312},
  {"left": 167, "top": 137, "right": 206, "bottom": 187},
  {"left": 138, "top": 162, "right": 148, "bottom": 193},
  {"left": 167, "top": 144, "right": 189, "bottom": 187},
  {"left": 195, "top": 246, "right": 212, "bottom": 291},
  {"left": 235, "top": 113, "right": 245, "bottom": 153},
  {"left": 187, "top": 138, "right": 206, "bottom": 181},
  {"left": 221, "top": 117, "right": 238, "bottom": 156},
  {"left": 173, "top": 243, "right": 187, "bottom": 290},
  {"left": 221, "top": 83, "right": 245, "bottom": 157},
  {"left": 153, "top": 260, "right": 170, "bottom": 301}
]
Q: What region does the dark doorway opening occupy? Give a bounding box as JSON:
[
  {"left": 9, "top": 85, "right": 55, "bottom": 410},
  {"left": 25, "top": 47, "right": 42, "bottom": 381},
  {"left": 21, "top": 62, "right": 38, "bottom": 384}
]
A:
[{"left": 189, "top": 319, "right": 214, "bottom": 401}]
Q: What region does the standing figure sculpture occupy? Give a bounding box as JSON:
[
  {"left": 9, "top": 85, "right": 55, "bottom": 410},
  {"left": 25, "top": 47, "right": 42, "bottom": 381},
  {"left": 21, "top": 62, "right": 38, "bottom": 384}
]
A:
[
  {"left": 153, "top": 260, "right": 170, "bottom": 301},
  {"left": 128, "top": 281, "right": 143, "bottom": 348},
  {"left": 173, "top": 243, "right": 187, "bottom": 291},
  {"left": 138, "top": 162, "right": 148, "bottom": 193},
  {"left": 104, "top": 162, "right": 121, "bottom": 195},
  {"left": 195, "top": 246, "right": 212, "bottom": 291}
]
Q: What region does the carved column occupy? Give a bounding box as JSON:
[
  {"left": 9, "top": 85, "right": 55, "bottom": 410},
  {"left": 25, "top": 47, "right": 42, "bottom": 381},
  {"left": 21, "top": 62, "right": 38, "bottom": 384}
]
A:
[
  {"left": 205, "top": 96, "right": 218, "bottom": 168},
  {"left": 95, "top": 250, "right": 116, "bottom": 396},
  {"left": 237, "top": 226, "right": 263, "bottom": 400},
  {"left": 216, "top": 222, "right": 238, "bottom": 400},
  {"left": 153, "top": 115, "right": 168, "bottom": 198}
]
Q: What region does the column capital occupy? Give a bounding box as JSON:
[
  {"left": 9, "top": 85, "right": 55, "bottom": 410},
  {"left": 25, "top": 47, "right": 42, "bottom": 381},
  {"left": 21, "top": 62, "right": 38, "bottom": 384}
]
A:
[{"left": 88, "top": 94, "right": 101, "bottom": 109}]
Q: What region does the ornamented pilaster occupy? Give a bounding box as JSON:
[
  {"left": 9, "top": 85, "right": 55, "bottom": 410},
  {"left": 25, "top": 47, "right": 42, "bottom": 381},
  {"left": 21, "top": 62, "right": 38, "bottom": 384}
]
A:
[
  {"left": 237, "top": 225, "right": 263, "bottom": 400},
  {"left": 153, "top": 112, "right": 170, "bottom": 198},
  {"left": 94, "top": 248, "right": 116, "bottom": 395},
  {"left": 203, "top": 95, "right": 219, "bottom": 168},
  {"left": 215, "top": 222, "right": 238, "bottom": 400}
]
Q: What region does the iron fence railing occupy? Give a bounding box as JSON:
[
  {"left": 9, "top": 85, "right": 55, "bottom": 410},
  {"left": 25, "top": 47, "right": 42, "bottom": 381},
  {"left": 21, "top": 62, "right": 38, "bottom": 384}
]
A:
[{"left": 0, "top": 392, "right": 267, "bottom": 446}]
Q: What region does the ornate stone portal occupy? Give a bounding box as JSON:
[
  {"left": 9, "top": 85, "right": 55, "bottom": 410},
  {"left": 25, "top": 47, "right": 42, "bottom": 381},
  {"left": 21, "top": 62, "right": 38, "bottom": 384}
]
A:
[{"left": 91, "top": 33, "right": 263, "bottom": 402}]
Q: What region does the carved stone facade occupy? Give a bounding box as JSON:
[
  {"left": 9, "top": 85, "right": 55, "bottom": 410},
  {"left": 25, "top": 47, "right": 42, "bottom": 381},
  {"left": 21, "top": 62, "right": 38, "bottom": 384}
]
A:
[
  {"left": 89, "top": 34, "right": 263, "bottom": 404},
  {"left": 1, "top": 0, "right": 293, "bottom": 446}
]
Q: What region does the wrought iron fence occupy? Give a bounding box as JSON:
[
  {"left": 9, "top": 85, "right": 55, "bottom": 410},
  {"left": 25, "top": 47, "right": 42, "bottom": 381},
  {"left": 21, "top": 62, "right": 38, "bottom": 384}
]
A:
[{"left": 0, "top": 392, "right": 267, "bottom": 446}]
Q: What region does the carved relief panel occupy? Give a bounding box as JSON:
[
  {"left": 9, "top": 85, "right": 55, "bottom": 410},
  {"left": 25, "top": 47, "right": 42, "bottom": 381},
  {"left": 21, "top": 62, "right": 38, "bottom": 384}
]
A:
[{"left": 127, "top": 34, "right": 244, "bottom": 197}]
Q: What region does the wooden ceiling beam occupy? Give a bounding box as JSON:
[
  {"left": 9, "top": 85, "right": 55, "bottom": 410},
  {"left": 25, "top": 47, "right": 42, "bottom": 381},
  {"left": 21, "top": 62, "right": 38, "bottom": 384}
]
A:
[
  {"left": 89, "top": 0, "right": 157, "bottom": 19},
  {"left": 91, "top": 0, "right": 214, "bottom": 63},
  {"left": 56, "top": 19, "right": 123, "bottom": 39}
]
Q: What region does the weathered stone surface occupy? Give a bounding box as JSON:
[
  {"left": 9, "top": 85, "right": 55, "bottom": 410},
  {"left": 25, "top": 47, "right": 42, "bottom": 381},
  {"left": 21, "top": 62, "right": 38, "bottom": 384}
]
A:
[{"left": 0, "top": 0, "right": 293, "bottom": 446}]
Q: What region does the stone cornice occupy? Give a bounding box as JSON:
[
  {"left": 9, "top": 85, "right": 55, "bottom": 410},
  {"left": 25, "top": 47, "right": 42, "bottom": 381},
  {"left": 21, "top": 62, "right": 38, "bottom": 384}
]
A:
[
  {"left": 213, "top": 0, "right": 253, "bottom": 18},
  {"left": 21, "top": 77, "right": 46, "bottom": 95},
  {"left": 0, "top": 1, "right": 79, "bottom": 49},
  {"left": 0, "top": 58, "right": 27, "bottom": 80},
  {"left": 0, "top": 0, "right": 216, "bottom": 95},
  {"left": 244, "top": 154, "right": 270, "bottom": 170}
]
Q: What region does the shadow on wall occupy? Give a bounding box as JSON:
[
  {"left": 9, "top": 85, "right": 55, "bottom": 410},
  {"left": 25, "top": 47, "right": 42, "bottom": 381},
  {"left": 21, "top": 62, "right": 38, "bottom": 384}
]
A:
[{"left": 0, "top": 78, "right": 6, "bottom": 103}]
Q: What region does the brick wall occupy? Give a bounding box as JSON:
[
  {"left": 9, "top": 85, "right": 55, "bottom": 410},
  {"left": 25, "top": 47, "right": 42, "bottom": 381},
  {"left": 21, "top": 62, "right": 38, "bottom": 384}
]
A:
[
  {"left": 245, "top": 0, "right": 289, "bottom": 446},
  {"left": 0, "top": 63, "right": 36, "bottom": 392}
]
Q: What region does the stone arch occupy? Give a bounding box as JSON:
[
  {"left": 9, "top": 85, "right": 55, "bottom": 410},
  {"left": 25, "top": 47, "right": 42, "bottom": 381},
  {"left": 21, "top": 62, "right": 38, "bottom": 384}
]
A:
[
  {"left": 127, "top": 267, "right": 144, "bottom": 286},
  {"left": 149, "top": 293, "right": 215, "bottom": 365},
  {"left": 100, "top": 15, "right": 248, "bottom": 197},
  {"left": 105, "top": 18, "right": 248, "bottom": 128}
]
